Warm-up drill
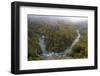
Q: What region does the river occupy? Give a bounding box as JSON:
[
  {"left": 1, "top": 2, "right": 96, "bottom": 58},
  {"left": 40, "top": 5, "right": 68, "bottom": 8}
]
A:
[{"left": 38, "top": 29, "right": 81, "bottom": 60}]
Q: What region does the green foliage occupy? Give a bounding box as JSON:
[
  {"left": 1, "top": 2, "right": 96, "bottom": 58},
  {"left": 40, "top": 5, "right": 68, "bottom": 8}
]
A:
[
  {"left": 70, "top": 28, "right": 88, "bottom": 58},
  {"left": 28, "top": 19, "right": 88, "bottom": 60},
  {"left": 28, "top": 31, "right": 41, "bottom": 60},
  {"left": 45, "top": 24, "right": 76, "bottom": 52}
]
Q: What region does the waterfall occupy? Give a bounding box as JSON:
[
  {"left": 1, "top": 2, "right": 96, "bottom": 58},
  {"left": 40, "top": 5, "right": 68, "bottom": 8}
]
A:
[
  {"left": 38, "top": 33, "right": 48, "bottom": 55},
  {"left": 38, "top": 33, "right": 59, "bottom": 58}
]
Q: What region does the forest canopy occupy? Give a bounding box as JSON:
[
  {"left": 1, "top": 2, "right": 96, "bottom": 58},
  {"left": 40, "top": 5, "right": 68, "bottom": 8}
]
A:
[{"left": 28, "top": 15, "right": 88, "bottom": 60}]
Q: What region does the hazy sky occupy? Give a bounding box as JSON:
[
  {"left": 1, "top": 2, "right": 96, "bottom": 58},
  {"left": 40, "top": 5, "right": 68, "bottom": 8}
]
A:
[{"left": 28, "top": 15, "right": 88, "bottom": 24}]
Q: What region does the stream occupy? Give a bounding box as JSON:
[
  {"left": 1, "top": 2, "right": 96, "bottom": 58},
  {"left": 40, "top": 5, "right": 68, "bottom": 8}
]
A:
[
  {"left": 38, "top": 29, "right": 81, "bottom": 60},
  {"left": 64, "top": 30, "right": 81, "bottom": 55}
]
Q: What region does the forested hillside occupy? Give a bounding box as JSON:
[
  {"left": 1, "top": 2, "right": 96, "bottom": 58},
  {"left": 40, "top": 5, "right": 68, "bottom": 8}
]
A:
[{"left": 28, "top": 15, "right": 88, "bottom": 60}]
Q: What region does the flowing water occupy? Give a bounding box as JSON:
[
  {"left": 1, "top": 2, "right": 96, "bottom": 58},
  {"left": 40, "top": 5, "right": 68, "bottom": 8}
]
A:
[
  {"left": 64, "top": 30, "right": 81, "bottom": 55},
  {"left": 38, "top": 33, "right": 48, "bottom": 55},
  {"left": 70, "top": 30, "right": 80, "bottom": 49},
  {"left": 38, "top": 29, "right": 81, "bottom": 59}
]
